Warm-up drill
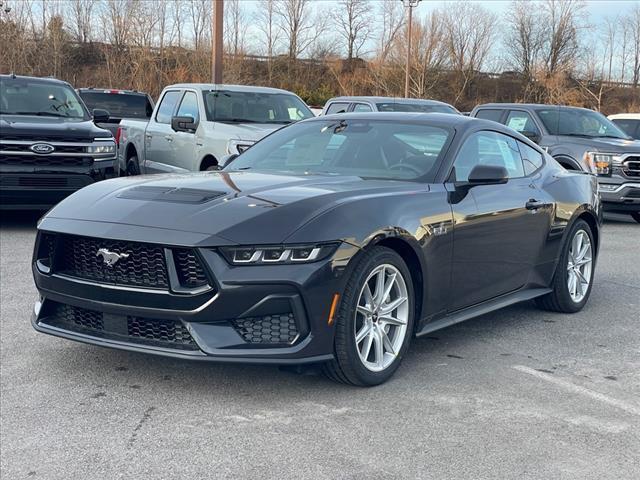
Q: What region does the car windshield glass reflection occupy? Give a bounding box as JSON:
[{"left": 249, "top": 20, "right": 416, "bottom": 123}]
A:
[
  {"left": 0, "top": 78, "right": 87, "bottom": 119},
  {"left": 537, "top": 108, "right": 630, "bottom": 139},
  {"left": 226, "top": 119, "right": 452, "bottom": 181}
]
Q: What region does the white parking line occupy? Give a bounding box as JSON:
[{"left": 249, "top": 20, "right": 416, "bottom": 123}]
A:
[{"left": 513, "top": 365, "right": 640, "bottom": 417}]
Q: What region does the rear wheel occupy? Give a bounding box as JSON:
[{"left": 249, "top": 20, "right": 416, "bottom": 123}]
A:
[
  {"left": 535, "top": 219, "right": 595, "bottom": 313},
  {"left": 631, "top": 212, "right": 640, "bottom": 223},
  {"left": 323, "top": 247, "right": 415, "bottom": 386},
  {"left": 126, "top": 155, "right": 141, "bottom": 176}
]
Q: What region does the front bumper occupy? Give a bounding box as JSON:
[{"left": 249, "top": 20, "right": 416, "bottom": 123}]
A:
[
  {"left": 599, "top": 182, "right": 640, "bottom": 213},
  {"left": 32, "top": 239, "right": 354, "bottom": 364}
]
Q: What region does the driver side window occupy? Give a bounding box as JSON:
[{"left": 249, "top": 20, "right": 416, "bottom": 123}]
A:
[{"left": 452, "top": 131, "right": 525, "bottom": 182}]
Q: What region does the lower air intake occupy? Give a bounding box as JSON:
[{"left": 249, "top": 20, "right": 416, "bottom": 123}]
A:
[{"left": 231, "top": 313, "right": 299, "bottom": 345}]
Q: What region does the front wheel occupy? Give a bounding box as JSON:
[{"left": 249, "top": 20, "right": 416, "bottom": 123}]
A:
[
  {"left": 535, "top": 219, "right": 595, "bottom": 313},
  {"left": 631, "top": 212, "right": 640, "bottom": 223},
  {"left": 126, "top": 155, "right": 141, "bottom": 176},
  {"left": 323, "top": 247, "right": 415, "bottom": 386}
]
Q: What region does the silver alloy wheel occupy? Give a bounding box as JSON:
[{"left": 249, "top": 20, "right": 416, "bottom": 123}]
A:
[
  {"left": 567, "top": 229, "right": 593, "bottom": 303},
  {"left": 354, "top": 264, "right": 409, "bottom": 372}
]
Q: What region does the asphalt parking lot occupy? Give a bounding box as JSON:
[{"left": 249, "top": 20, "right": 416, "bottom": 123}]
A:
[{"left": 1, "top": 212, "right": 638, "bottom": 479}]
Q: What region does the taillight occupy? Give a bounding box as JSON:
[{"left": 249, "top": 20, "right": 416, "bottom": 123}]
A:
[{"left": 115, "top": 127, "right": 122, "bottom": 147}]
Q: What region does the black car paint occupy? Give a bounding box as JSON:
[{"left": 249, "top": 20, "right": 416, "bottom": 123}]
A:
[
  {"left": 1, "top": 75, "right": 116, "bottom": 209},
  {"left": 32, "top": 113, "right": 602, "bottom": 364}
]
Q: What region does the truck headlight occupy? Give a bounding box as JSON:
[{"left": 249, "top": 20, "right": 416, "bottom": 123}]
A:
[
  {"left": 584, "top": 152, "right": 613, "bottom": 176},
  {"left": 87, "top": 143, "right": 116, "bottom": 154},
  {"left": 219, "top": 243, "right": 339, "bottom": 265}
]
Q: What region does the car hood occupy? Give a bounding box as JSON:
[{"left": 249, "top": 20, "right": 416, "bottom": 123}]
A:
[
  {"left": 0, "top": 115, "right": 111, "bottom": 140},
  {"left": 42, "top": 171, "right": 423, "bottom": 245},
  {"left": 216, "top": 122, "right": 285, "bottom": 142},
  {"left": 556, "top": 135, "right": 640, "bottom": 152}
]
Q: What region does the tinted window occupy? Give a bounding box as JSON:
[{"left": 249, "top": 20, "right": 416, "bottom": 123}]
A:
[
  {"left": 518, "top": 141, "right": 544, "bottom": 175},
  {"left": 376, "top": 102, "right": 457, "bottom": 114},
  {"left": 176, "top": 91, "right": 199, "bottom": 121},
  {"left": 453, "top": 131, "right": 524, "bottom": 182},
  {"left": 0, "top": 77, "right": 87, "bottom": 119},
  {"left": 611, "top": 119, "right": 640, "bottom": 140},
  {"left": 352, "top": 103, "right": 373, "bottom": 112},
  {"left": 203, "top": 90, "right": 313, "bottom": 123},
  {"left": 474, "top": 109, "right": 504, "bottom": 123},
  {"left": 226, "top": 120, "right": 452, "bottom": 181},
  {"left": 78, "top": 92, "right": 152, "bottom": 119},
  {"left": 536, "top": 108, "right": 629, "bottom": 139},
  {"left": 505, "top": 110, "right": 540, "bottom": 135},
  {"left": 325, "top": 102, "right": 349, "bottom": 114},
  {"left": 155, "top": 90, "right": 181, "bottom": 124}
]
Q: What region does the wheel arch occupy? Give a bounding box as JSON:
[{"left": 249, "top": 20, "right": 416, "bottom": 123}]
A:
[
  {"left": 199, "top": 154, "right": 218, "bottom": 171},
  {"left": 125, "top": 142, "right": 138, "bottom": 160},
  {"left": 553, "top": 155, "right": 582, "bottom": 171}
]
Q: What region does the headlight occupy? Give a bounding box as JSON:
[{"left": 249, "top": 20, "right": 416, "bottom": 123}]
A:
[
  {"left": 219, "top": 243, "right": 339, "bottom": 265},
  {"left": 584, "top": 152, "right": 613, "bottom": 176},
  {"left": 227, "top": 139, "right": 255, "bottom": 154},
  {"left": 87, "top": 143, "right": 116, "bottom": 154}
]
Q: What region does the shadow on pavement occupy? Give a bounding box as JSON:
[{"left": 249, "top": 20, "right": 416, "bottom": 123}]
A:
[{"left": 0, "top": 210, "right": 44, "bottom": 230}]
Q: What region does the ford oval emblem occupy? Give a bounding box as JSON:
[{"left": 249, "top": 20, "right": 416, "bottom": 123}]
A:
[{"left": 30, "top": 143, "right": 55, "bottom": 154}]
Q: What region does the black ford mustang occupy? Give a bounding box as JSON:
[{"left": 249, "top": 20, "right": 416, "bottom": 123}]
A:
[{"left": 32, "top": 113, "right": 601, "bottom": 386}]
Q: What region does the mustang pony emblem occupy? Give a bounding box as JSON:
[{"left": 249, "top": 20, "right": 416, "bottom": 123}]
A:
[{"left": 96, "top": 248, "right": 129, "bottom": 267}]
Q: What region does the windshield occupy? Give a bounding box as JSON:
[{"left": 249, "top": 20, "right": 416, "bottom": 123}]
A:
[
  {"left": 376, "top": 102, "right": 458, "bottom": 114},
  {"left": 0, "top": 77, "right": 87, "bottom": 119},
  {"left": 78, "top": 91, "right": 153, "bottom": 119},
  {"left": 203, "top": 90, "right": 314, "bottom": 124},
  {"left": 537, "top": 108, "right": 630, "bottom": 139},
  {"left": 226, "top": 119, "right": 452, "bottom": 181}
]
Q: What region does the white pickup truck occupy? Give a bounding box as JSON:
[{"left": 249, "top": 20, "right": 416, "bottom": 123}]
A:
[{"left": 116, "top": 84, "right": 313, "bottom": 175}]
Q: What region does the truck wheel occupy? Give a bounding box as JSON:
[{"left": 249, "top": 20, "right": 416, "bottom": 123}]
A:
[
  {"left": 631, "top": 212, "right": 640, "bottom": 224},
  {"left": 126, "top": 155, "right": 141, "bottom": 176}
]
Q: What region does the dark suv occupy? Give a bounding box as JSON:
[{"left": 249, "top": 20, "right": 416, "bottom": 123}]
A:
[
  {"left": 1, "top": 75, "right": 116, "bottom": 209},
  {"left": 471, "top": 104, "right": 640, "bottom": 222}
]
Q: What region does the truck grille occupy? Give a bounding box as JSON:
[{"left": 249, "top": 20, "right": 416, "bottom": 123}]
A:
[
  {"left": 0, "top": 154, "right": 92, "bottom": 167},
  {"left": 623, "top": 158, "right": 640, "bottom": 177},
  {"left": 37, "top": 232, "right": 212, "bottom": 292},
  {"left": 1, "top": 135, "right": 90, "bottom": 143},
  {"left": 0, "top": 143, "right": 86, "bottom": 154},
  {"left": 44, "top": 302, "right": 199, "bottom": 351}
]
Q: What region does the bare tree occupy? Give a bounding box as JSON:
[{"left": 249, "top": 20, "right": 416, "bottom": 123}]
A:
[
  {"left": 627, "top": 3, "right": 640, "bottom": 87},
  {"left": 188, "top": 0, "right": 211, "bottom": 50},
  {"left": 539, "top": 0, "right": 586, "bottom": 75},
  {"left": 224, "top": 0, "right": 247, "bottom": 55},
  {"left": 102, "top": 0, "right": 136, "bottom": 49},
  {"left": 504, "top": 1, "right": 545, "bottom": 78},
  {"left": 441, "top": 2, "right": 497, "bottom": 104},
  {"left": 68, "top": 0, "right": 95, "bottom": 43},
  {"left": 410, "top": 12, "right": 447, "bottom": 98},
  {"left": 377, "top": 0, "right": 404, "bottom": 62},
  {"left": 275, "top": 0, "right": 326, "bottom": 59},
  {"left": 332, "top": 0, "right": 372, "bottom": 60}
]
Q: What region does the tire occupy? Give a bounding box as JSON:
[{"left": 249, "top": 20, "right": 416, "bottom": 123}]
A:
[
  {"left": 535, "top": 219, "right": 595, "bottom": 313},
  {"left": 126, "top": 155, "right": 141, "bottom": 176},
  {"left": 323, "top": 246, "right": 415, "bottom": 386},
  {"left": 631, "top": 212, "right": 640, "bottom": 223}
]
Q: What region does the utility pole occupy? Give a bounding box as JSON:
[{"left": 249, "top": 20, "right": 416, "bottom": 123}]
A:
[
  {"left": 211, "top": 0, "right": 224, "bottom": 83},
  {"left": 403, "top": 0, "right": 421, "bottom": 98}
]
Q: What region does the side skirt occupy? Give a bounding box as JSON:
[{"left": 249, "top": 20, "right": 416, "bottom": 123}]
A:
[{"left": 416, "top": 287, "right": 552, "bottom": 337}]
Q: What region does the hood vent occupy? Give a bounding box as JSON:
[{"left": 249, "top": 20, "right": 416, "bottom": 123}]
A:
[{"left": 117, "top": 186, "right": 227, "bottom": 204}]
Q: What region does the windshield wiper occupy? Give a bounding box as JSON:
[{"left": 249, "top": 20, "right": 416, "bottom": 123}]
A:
[
  {"left": 595, "top": 135, "right": 629, "bottom": 140},
  {"left": 559, "top": 133, "right": 595, "bottom": 138},
  {"left": 215, "top": 118, "right": 260, "bottom": 123},
  {"left": 13, "top": 111, "right": 72, "bottom": 118}
]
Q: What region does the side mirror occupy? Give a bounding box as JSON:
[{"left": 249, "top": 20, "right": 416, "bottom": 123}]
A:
[
  {"left": 467, "top": 164, "right": 509, "bottom": 185},
  {"left": 521, "top": 130, "right": 541, "bottom": 144},
  {"left": 93, "top": 109, "right": 109, "bottom": 123},
  {"left": 171, "top": 115, "right": 197, "bottom": 133},
  {"left": 220, "top": 153, "right": 238, "bottom": 167}
]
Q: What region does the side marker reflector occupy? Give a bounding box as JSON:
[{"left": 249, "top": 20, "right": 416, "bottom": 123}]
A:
[{"left": 327, "top": 293, "right": 340, "bottom": 326}]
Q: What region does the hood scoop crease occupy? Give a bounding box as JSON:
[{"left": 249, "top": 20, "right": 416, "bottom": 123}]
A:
[{"left": 117, "top": 186, "right": 227, "bottom": 204}]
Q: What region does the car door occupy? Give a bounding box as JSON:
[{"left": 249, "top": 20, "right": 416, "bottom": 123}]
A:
[
  {"left": 171, "top": 90, "right": 201, "bottom": 172},
  {"left": 143, "top": 89, "right": 181, "bottom": 174},
  {"left": 447, "top": 130, "right": 551, "bottom": 311}
]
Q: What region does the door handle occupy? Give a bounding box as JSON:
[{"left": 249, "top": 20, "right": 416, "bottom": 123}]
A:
[{"left": 526, "top": 199, "right": 545, "bottom": 210}]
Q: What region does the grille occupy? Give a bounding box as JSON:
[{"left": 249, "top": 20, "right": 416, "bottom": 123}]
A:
[
  {"left": 624, "top": 188, "right": 640, "bottom": 199},
  {"left": 1, "top": 135, "right": 89, "bottom": 143},
  {"left": 0, "top": 154, "right": 92, "bottom": 167},
  {"left": 58, "top": 234, "right": 169, "bottom": 289},
  {"left": 174, "top": 249, "right": 209, "bottom": 289},
  {"left": 231, "top": 313, "right": 299, "bottom": 345},
  {"left": 45, "top": 302, "right": 199, "bottom": 350},
  {"left": 623, "top": 159, "right": 640, "bottom": 177},
  {"left": 0, "top": 143, "right": 86, "bottom": 153},
  {"left": 0, "top": 174, "right": 90, "bottom": 189},
  {"left": 128, "top": 317, "right": 195, "bottom": 346}
]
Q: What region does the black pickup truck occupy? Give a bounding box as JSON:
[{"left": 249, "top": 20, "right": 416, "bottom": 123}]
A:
[{"left": 0, "top": 74, "right": 117, "bottom": 209}]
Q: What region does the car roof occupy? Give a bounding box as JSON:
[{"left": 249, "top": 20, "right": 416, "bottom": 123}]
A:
[
  {"left": 77, "top": 88, "right": 148, "bottom": 95},
  {"left": 327, "top": 96, "right": 453, "bottom": 107},
  {"left": 165, "top": 83, "right": 298, "bottom": 95},
  {"left": 474, "top": 103, "right": 596, "bottom": 113},
  {"left": 0, "top": 74, "right": 70, "bottom": 86},
  {"left": 306, "top": 111, "right": 485, "bottom": 128},
  {"left": 608, "top": 113, "right": 640, "bottom": 120}
]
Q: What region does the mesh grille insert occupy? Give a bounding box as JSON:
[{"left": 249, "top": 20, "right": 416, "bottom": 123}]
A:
[
  {"left": 173, "top": 248, "right": 209, "bottom": 289},
  {"left": 231, "top": 313, "right": 299, "bottom": 345}
]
